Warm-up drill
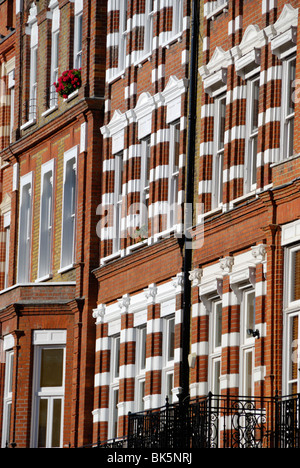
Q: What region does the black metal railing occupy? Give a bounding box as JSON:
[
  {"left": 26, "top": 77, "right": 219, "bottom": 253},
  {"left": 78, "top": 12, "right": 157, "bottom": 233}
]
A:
[
  {"left": 78, "top": 393, "right": 300, "bottom": 449},
  {"left": 127, "top": 393, "right": 300, "bottom": 449},
  {"left": 79, "top": 437, "right": 128, "bottom": 449}
]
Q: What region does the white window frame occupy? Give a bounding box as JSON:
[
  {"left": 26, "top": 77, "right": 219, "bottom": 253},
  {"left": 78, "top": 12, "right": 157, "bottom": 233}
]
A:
[
  {"left": 73, "top": 1, "right": 83, "bottom": 69},
  {"left": 140, "top": 136, "right": 151, "bottom": 232},
  {"left": 143, "top": 0, "right": 154, "bottom": 57},
  {"left": 280, "top": 54, "right": 296, "bottom": 161},
  {"left": 49, "top": 3, "right": 60, "bottom": 108},
  {"left": 163, "top": 0, "right": 183, "bottom": 44},
  {"left": 171, "top": 0, "right": 183, "bottom": 38},
  {"left": 17, "top": 172, "right": 33, "bottom": 284},
  {"left": 285, "top": 245, "right": 300, "bottom": 309},
  {"left": 60, "top": 146, "right": 78, "bottom": 272},
  {"left": 239, "top": 288, "right": 256, "bottom": 397},
  {"left": 29, "top": 19, "right": 38, "bottom": 122},
  {"left": 117, "top": 0, "right": 128, "bottom": 74},
  {"left": 244, "top": 75, "right": 259, "bottom": 194},
  {"left": 3, "top": 211, "right": 11, "bottom": 290},
  {"left": 1, "top": 348, "right": 14, "bottom": 448},
  {"left": 37, "top": 160, "right": 55, "bottom": 281},
  {"left": 31, "top": 343, "right": 66, "bottom": 448},
  {"left": 167, "top": 120, "right": 180, "bottom": 230},
  {"left": 7, "top": 70, "right": 15, "bottom": 143},
  {"left": 206, "top": 1, "right": 228, "bottom": 20},
  {"left": 113, "top": 152, "right": 124, "bottom": 254},
  {"left": 161, "top": 315, "right": 175, "bottom": 405},
  {"left": 108, "top": 335, "right": 120, "bottom": 440},
  {"left": 283, "top": 245, "right": 300, "bottom": 395},
  {"left": 212, "top": 93, "right": 226, "bottom": 209},
  {"left": 135, "top": 326, "right": 147, "bottom": 412},
  {"left": 208, "top": 299, "right": 223, "bottom": 395},
  {"left": 284, "top": 310, "right": 300, "bottom": 395}
]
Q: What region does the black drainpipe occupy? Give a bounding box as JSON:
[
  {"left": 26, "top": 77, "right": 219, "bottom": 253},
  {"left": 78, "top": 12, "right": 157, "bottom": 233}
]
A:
[{"left": 181, "top": 0, "right": 199, "bottom": 401}]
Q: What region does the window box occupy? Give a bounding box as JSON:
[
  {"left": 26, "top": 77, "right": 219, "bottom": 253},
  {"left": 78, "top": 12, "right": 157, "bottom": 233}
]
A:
[{"left": 54, "top": 69, "right": 81, "bottom": 100}]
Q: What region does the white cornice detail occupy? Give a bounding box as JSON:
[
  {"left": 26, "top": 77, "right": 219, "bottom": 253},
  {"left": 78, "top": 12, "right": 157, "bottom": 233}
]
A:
[
  {"left": 100, "top": 109, "right": 128, "bottom": 138},
  {"left": 199, "top": 47, "right": 232, "bottom": 96},
  {"left": 92, "top": 304, "right": 106, "bottom": 325},
  {"left": 200, "top": 47, "right": 232, "bottom": 77},
  {"left": 161, "top": 76, "right": 189, "bottom": 104},
  {"left": 266, "top": 4, "right": 298, "bottom": 58},
  {"left": 273, "top": 4, "right": 298, "bottom": 35}
]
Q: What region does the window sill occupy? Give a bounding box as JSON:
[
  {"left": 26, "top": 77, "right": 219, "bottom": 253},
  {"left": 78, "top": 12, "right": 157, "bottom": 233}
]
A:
[
  {"left": 126, "top": 239, "right": 148, "bottom": 254},
  {"left": 153, "top": 227, "right": 176, "bottom": 242},
  {"left": 133, "top": 52, "right": 152, "bottom": 69},
  {"left": 161, "top": 32, "right": 183, "bottom": 50},
  {"left": 64, "top": 89, "right": 79, "bottom": 102},
  {"left": 106, "top": 69, "right": 126, "bottom": 85},
  {"left": 100, "top": 250, "right": 122, "bottom": 266},
  {"left": 20, "top": 118, "right": 36, "bottom": 131},
  {"left": 270, "top": 153, "right": 300, "bottom": 168},
  {"left": 42, "top": 105, "right": 58, "bottom": 118},
  {"left": 35, "top": 274, "right": 53, "bottom": 283},
  {"left": 58, "top": 264, "right": 76, "bottom": 274},
  {"left": 229, "top": 190, "right": 257, "bottom": 208},
  {"left": 206, "top": 2, "right": 229, "bottom": 20}
]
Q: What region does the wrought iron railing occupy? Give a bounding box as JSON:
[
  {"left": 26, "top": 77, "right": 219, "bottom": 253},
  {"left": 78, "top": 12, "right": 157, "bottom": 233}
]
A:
[
  {"left": 127, "top": 393, "right": 300, "bottom": 449},
  {"left": 79, "top": 437, "right": 128, "bottom": 449},
  {"left": 77, "top": 393, "right": 300, "bottom": 449}
]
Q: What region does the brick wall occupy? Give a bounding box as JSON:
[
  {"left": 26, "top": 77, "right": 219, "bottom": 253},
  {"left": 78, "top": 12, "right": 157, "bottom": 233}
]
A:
[
  {"left": 0, "top": 0, "right": 107, "bottom": 448},
  {"left": 190, "top": 0, "right": 300, "bottom": 403}
]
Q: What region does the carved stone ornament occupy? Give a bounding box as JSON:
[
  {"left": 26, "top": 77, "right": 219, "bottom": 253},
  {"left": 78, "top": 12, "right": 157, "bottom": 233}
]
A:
[
  {"left": 189, "top": 268, "right": 203, "bottom": 287},
  {"left": 118, "top": 294, "right": 131, "bottom": 313},
  {"left": 172, "top": 272, "right": 185, "bottom": 290},
  {"left": 251, "top": 244, "right": 267, "bottom": 264},
  {"left": 92, "top": 304, "right": 106, "bottom": 323},
  {"left": 219, "top": 256, "right": 234, "bottom": 274},
  {"left": 144, "top": 284, "right": 158, "bottom": 304}
]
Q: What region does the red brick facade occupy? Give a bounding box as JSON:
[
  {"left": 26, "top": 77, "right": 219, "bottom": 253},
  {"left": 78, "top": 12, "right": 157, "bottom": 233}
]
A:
[
  {"left": 1, "top": 0, "right": 300, "bottom": 450},
  {"left": 190, "top": 0, "right": 300, "bottom": 407},
  {"left": 0, "top": 0, "right": 106, "bottom": 448},
  {"left": 92, "top": 0, "right": 192, "bottom": 443}
]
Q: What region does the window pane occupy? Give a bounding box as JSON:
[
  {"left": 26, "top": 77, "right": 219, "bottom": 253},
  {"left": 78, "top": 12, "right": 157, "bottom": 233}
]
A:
[
  {"left": 62, "top": 158, "right": 76, "bottom": 267},
  {"left": 288, "top": 59, "right": 296, "bottom": 115},
  {"left": 215, "top": 302, "right": 222, "bottom": 349},
  {"left": 51, "top": 399, "right": 62, "bottom": 448},
  {"left": 112, "top": 389, "right": 119, "bottom": 439},
  {"left": 140, "top": 327, "right": 147, "bottom": 371},
  {"left": 173, "top": 122, "right": 180, "bottom": 170},
  {"left": 251, "top": 79, "right": 259, "bottom": 132},
  {"left": 246, "top": 291, "right": 256, "bottom": 331},
  {"left": 38, "top": 399, "right": 48, "bottom": 448},
  {"left": 218, "top": 97, "right": 226, "bottom": 151},
  {"left": 113, "top": 336, "right": 120, "bottom": 379},
  {"left": 8, "top": 353, "right": 14, "bottom": 394},
  {"left": 292, "top": 250, "right": 300, "bottom": 302},
  {"left": 213, "top": 359, "right": 221, "bottom": 395},
  {"left": 138, "top": 380, "right": 145, "bottom": 411},
  {"left": 166, "top": 372, "right": 174, "bottom": 402},
  {"left": 289, "top": 315, "right": 299, "bottom": 395},
  {"left": 245, "top": 351, "right": 253, "bottom": 397},
  {"left": 167, "top": 318, "right": 175, "bottom": 362},
  {"left": 40, "top": 349, "right": 64, "bottom": 388},
  {"left": 251, "top": 135, "right": 258, "bottom": 185},
  {"left": 18, "top": 182, "right": 32, "bottom": 283},
  {"left": 39, "top": 171, "right": 53, "bottom": 278},
  {"left": 5, "top": 403, "right": 12, "bottom": 446}
]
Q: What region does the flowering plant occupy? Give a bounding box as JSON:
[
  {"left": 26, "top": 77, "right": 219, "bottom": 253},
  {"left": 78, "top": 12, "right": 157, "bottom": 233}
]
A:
[{"left": 54, "top": 69, "right": 82, "bottom": 99}]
